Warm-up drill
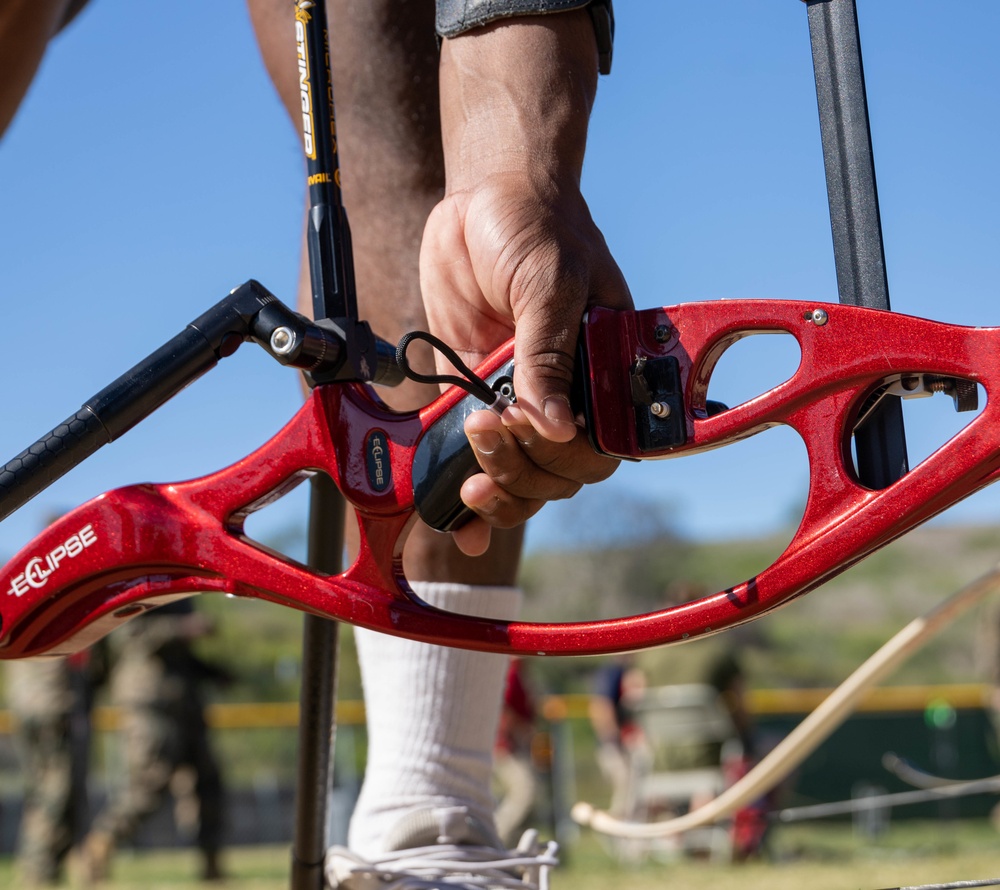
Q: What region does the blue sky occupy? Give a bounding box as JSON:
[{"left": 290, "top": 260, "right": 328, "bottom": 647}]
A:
[{"left": 1, "top": 1, "right": 999, "bottom": 563}]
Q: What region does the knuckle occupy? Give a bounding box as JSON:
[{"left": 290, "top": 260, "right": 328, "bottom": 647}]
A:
[
  {"left": 579, "top": 457, "right": 620, "bottom": 485},
  {"left": 490, "top": 464, "right": 535, "bottom": 494},
  {"left": 489, "top": 498, "right": 543, "bottom": 529}
]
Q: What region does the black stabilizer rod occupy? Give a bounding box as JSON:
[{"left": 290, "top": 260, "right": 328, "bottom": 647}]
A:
[{"left": 0, "top": 280, "right": 281, "bottom": 523}]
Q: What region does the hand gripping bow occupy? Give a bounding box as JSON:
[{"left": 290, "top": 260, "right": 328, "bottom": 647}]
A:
[{"left": 0, "top": 291, "right": 995, "bottom": 660}]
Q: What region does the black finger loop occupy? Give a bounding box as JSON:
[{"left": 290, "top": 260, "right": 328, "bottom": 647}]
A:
[{"left": 396, "top": 330, "right": 502, "bottom": 408}]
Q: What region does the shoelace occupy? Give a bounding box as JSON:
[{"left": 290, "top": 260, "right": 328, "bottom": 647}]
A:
[{"left": 335, "top": 833, "right": 559, "bottom": 890}]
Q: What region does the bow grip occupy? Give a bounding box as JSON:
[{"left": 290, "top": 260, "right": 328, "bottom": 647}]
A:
[
  {"left": 411, "top": 359, "right": 516, "bottom": 532},
  {"left": 407, "top": 308, "right": 658, "bottom": 532}
]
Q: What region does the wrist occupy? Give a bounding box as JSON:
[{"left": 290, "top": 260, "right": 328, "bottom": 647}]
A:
[{"left": 439, "top": 9, "right": 598, "bottom": 194}]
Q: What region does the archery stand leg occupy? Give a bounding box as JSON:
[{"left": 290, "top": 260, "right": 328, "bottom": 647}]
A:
[
  {"left": 805, "top": 0, "right": 909, "bottom": 487},
  {"left": 291, "top": 474, "right": 346, "bottom": 890}
]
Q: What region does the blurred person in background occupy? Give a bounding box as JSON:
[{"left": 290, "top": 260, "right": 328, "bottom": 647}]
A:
[
  {"left": 493, "top": 658, "right": 539, "bottom": 845},
  {"left": 589, "top": 654, "right": 646, "bottom": 817},
  {"left": 3, "top": 512, "right": 107, "bottom": 889},
  {"left": 79, "top": 599, "right": 230, "bottom": 883},
  {"left": 6, "top": 646, "right": 106, "bottom": 888}
]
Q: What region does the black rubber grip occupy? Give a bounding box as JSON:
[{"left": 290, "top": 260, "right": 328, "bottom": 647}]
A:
[
  {"left": 0, "top": 408, "right": 109, "bottom": 522},
  {"left": 85, "top": 326, "right": 217, "bottom": 440},
  {"left": 0, "top": 282, "right": 276, "bottom": 527},
  {"left": 412, "top": 360, "right": 515, "bottom": 532}
]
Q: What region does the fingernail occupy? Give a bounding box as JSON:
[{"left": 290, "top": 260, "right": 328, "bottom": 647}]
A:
[
  {"left": 543, "top": 396, "right": 575, "bottom": 427},
  {"left": 508, "top": 425, "right": 534, "bottom": 447},
  {"left": 466, "top": 491, "right": 500, "bottom": 515},
  {"left": 470, "top": 430, "right": 502, "bottom": 455}
]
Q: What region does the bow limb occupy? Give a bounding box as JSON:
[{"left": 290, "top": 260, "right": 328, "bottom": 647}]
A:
[
  {"left": 571, "top": 564, "right": 1000, "bottom": 840},
  {"left": 0, "top": 383, "right": 415, "bottom": 658}
]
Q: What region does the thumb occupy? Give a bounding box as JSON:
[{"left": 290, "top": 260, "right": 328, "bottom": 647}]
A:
[
  {"left": 510, "top": 311, "right": 579, "bottom": 443},
  {"left": 509, "top": 260, "right": 632, "bottom": 443}
]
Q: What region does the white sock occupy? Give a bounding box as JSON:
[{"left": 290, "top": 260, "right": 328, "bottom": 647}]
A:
[{"left": 347, "top": 582, "right": 522, "bottom": 858}]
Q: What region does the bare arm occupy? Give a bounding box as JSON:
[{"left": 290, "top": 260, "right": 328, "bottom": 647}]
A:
[
  {"left": 422, "top": 9, "right": 630, "bottom": 553},
  {"left": 0, "top": 0, "right": 88, "bottom": 137}
]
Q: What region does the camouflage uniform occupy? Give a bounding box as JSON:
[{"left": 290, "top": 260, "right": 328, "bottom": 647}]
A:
[
  {"left": 84, "top": 600, "right": 227, "bottom": 881},
  {"left": 6, "top": 651, "right": 99, "bottom": 887}
]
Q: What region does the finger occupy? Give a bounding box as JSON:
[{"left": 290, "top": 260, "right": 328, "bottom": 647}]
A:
[
  {"left": 459, "top": 470, "right": 549, "bottom": 530},
  {"left": 451, "top": 515, "right": 493, "bottom": 557},
  {"left": 499, "top": 418, "right": 619, "bottom": 488},
  {"left": 510, "top": 242, "right": 633, "bottom": 443},
  {"left": 466, "top": 411, "right": 614, "bottom": 498},
  {"left": 508, "top": 250, "right": 585, "bottom": 443}
]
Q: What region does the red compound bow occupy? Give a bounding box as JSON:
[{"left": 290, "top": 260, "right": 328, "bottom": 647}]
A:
[{"left": 0, "top": 293, "right": 995, "bottom": 660}]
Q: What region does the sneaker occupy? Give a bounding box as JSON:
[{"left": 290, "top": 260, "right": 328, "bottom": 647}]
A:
[{"left": 325, "top": 806, "right": 558, "bottom": 889}]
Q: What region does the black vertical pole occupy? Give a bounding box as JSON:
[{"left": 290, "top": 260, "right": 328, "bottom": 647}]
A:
[
  {"left": 290, "top": 2, "right": 352, "bottom": 888},
  {"left": 291, "top": 475, "right": 345, "bottom": 890},
  {"left": 805, "top": 0, "right": 908, "bottom": 488}
]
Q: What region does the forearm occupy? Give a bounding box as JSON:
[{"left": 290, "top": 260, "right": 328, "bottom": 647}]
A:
[
  {"left": 438, "top": 8, "right": 600, "bottom": 193},
  {"left": 421, "top": 1, "right": 627, "bottom": 550}
]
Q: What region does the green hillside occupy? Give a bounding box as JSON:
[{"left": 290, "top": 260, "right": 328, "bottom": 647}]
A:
[
  {"left": 182, "top": 521, "right": 1000, "bottom": 708},
  {"left": 518, "top": 522, "right": 1000, "bottom": 692}
]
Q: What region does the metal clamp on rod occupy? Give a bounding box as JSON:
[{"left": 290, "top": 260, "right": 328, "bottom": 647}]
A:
[{"left": 251, "top": 302, "right": 403, "bottom": 387}]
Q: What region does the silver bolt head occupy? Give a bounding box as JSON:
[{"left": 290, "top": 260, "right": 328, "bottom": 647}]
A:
[
  {"left": 811, "top": 308, "right": 829, "bottom": 326},
  {"left": 270, "top": 326, "right": 296, "bottom": 355},
  {"left": 650, "top": 401, "right": 671, "bottom": 418}
]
